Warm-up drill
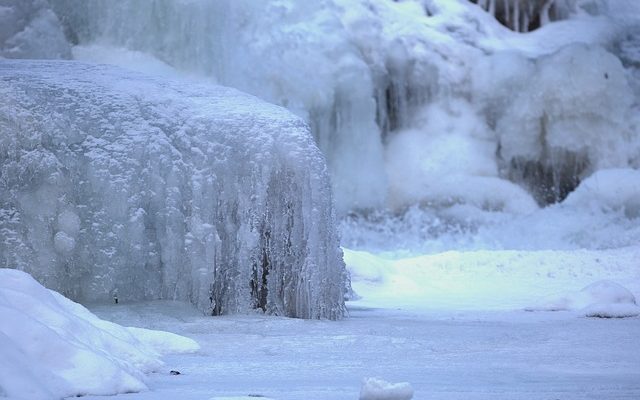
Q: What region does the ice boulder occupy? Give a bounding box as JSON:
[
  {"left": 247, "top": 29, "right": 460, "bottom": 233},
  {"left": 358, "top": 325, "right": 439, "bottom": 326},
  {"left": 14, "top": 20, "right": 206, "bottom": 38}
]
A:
[
  {"left": 527, "top": 280, "right": 640, "bottom": 318},
  {"left": 0, "top": 268, "right": 199, "bottom": 400},
  {"left": 359, "top": 377, "right": 414, "bottom": 400},
  {"left": 0, "top": 60, "right": 346, "bottom": 319}
]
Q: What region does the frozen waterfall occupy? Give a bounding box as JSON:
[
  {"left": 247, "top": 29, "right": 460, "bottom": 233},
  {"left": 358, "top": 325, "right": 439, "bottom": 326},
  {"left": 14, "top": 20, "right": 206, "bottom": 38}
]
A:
[
  {"left": 44, "top": 0, "right": 640, "bottom": 214},
  {"left": 1, "top": 0, "right": 640, "bottom": 311},
  {"left": 0, "top": 61, "right": 346, "bottom": 319}
]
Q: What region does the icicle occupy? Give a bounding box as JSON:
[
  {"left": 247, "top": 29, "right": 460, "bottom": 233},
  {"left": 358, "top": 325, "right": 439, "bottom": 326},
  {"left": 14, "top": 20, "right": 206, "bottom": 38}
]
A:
[
  {"left": 540, "top": 0, "right": 553, "bottom": 26},
  {"left": 503, "top": 0, "right": 510, "bottom": 26},
  {"left": 513, "top": 0, "right": 520, "bottom": 32},
  {"left": 489, "top": 0, "right": 496, "bottom": 17}
]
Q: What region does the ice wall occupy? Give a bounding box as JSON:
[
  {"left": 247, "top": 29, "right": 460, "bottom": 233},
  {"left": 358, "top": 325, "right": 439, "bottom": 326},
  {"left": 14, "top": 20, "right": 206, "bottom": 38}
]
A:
[
  {"left": 0, "top": 61, "right": 346, "bottom": 319},
  {"left": 45, "top": 0, "right": 640, "bottom": 215}
]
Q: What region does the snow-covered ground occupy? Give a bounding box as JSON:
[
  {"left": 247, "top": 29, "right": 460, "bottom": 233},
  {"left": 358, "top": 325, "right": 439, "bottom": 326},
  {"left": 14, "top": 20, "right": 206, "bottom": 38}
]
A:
[
  {"left": 77, "top": 243, "right": 640, "bottom": 399},
  {"left": 80, "top": 296, "right": 640, "bottom": 400}
]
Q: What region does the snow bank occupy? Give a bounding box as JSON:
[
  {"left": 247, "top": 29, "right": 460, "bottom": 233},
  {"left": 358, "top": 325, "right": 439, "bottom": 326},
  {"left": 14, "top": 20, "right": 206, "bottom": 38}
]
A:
[
  {"left": 360, "top": 377, "right": 413, "bottom": 400},
  {"left": 0, "top": 60, "right": 346, "bottom": 320},
  {"left": 528, "top": 280, "right": 640, "bottom": 318},
  {"left": 344, "top": 247, "right": 640, "bottom": 311},
  {"left": 0, "top": 268, "right": 199, "bottom": 399}
]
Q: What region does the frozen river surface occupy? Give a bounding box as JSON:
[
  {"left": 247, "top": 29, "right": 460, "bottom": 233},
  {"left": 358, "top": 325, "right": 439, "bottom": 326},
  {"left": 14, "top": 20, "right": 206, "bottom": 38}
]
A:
[{"left": 86, "top": 300, "right": 640, "bottom": 400}]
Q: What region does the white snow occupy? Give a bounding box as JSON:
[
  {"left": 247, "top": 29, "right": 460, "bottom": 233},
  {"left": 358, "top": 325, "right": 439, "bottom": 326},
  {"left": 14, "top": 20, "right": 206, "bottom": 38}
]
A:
[
  {"left": 0, "top": 268, "right": 199, "bottom": 400},
  {"left": 0, "top": 60, "right": 346, "bottom": 320},
  {"left": 344, "top": 247, "right": 640, "bottom": 311},
  {"left": 360, "top": 378, "right": 414, "bottom": 400}
]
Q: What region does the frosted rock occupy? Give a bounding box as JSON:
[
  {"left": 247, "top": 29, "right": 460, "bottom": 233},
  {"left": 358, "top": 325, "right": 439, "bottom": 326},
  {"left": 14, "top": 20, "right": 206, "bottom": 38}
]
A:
[
  {"left": 360, "top": 377, "right": 414, "bottom": 400},
  {"left": 0, "top": 60, "right": 346, "bottom": 320}
]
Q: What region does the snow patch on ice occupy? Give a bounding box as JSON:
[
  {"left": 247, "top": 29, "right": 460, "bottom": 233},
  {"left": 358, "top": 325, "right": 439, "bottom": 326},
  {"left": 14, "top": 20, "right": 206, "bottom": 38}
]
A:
[{"left": 360, "top": 377, "right": 414, "bottom": 400}]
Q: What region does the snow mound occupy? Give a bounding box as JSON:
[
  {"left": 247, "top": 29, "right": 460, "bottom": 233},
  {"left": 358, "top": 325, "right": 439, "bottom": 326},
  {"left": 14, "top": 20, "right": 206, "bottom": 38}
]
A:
[
  {"left": 0, "top": 268, "right": 199, "bottom": 400},
  {"left": 0, "top": 60, "right": 346, "bottom": 320},
  {"left": 360, "top": 377, "right": 414, "bottom": 400},
  {"left": 528, "top": 280, "right": 640, "bottom": 318}
]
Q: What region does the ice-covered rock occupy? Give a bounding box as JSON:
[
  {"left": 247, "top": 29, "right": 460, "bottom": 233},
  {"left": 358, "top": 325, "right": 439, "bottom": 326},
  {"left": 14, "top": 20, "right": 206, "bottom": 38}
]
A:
[
  {"left": 0, "top": 268, "right": 199, "bottom": 400},
  {"left": 527, "top": 280, "right": 640, "bottom": 318},
  {"left": 0, "top": 60, "right": 346, "bottom": 319},
  {"left": 360, "top": 377, "right": 414, "bottom": 400}
]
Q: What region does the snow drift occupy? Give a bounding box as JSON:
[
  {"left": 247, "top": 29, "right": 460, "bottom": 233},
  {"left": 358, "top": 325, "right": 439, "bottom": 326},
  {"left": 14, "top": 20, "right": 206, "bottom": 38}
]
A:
[
  {"left": 0, "top": 268, "right": 199, "bottom": 400},
  {"left": 0, "top": 60, "right": 346, "bottom": 319}
]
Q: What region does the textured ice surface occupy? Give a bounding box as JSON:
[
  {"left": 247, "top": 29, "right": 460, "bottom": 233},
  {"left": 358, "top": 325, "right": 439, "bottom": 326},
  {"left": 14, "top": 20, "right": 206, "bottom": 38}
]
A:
[
  {"left": 0, "top": 60, "right": 346, "bottom": 319},
  {"left": 0, "top": 268, "right": 199, "bottom": 399}
]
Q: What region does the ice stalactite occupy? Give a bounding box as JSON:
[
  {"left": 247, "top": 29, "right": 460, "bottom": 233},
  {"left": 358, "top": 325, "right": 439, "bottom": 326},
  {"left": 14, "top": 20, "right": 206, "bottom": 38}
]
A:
[
  {"left": 470, "top": 0, "right": 576, "bottom": 32},
  {"left": 0, "top": 61, "right": 346, "bottom": 320}
]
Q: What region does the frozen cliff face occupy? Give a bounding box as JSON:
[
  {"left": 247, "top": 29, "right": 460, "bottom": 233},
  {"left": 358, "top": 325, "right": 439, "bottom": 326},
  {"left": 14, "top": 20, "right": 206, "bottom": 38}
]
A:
[
  {"left": 45, "top": 0, "right": 640, "bottom": 216},
  {"left": 0, "top": 0, "right": 70, "bottom": 59},
  {"left": 0, "top": 61, "right": 346, "bottom": 320}
]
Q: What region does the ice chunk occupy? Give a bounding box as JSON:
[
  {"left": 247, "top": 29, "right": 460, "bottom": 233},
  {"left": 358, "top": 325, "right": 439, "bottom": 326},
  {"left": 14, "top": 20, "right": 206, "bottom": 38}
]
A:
[
  {"left": 0, "top": 268, "right": 199, "bottom": 399},
  {"left": 360, "top": 377, "right": 414, "bottom": 400},
  {"left": 0, "top": 60, "right": 346, "bottom": 320}
]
